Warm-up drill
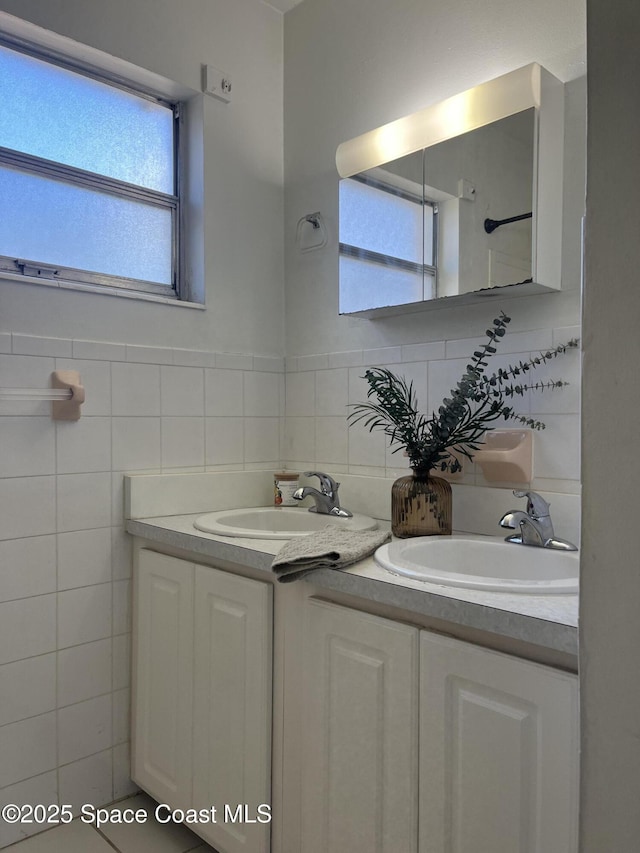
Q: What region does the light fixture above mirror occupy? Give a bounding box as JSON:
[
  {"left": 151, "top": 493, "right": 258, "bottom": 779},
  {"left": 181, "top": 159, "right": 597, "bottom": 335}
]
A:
[{"left": 336, "top": 63, "right": 565, "bottom": 316}]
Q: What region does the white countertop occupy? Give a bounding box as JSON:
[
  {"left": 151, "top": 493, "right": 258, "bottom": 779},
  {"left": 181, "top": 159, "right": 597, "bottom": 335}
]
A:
[{"left": 126, "top": 513, "right": 578, "bottom": 656}]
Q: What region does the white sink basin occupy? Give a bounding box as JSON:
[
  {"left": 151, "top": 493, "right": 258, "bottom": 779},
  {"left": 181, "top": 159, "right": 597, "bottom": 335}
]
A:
[
  {"left": 374, "top": 534, "right": 578, "bottom": 594},
  {"left": 194, "top": 507, "right": 378, "bottom": 539}
]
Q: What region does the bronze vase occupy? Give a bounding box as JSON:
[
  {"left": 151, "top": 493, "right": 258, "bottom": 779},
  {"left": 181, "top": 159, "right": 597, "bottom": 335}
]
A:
[{"left": 391, "top": 469, "right": 452, "bottom": 537}]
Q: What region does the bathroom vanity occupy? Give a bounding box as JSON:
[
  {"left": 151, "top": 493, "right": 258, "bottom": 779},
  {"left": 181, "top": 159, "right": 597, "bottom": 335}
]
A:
[{"left": 126, "top": 489, "right": 578, "bottom": 853}]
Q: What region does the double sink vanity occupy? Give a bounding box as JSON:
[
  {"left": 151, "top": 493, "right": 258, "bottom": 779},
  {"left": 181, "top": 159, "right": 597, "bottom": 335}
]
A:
[{"left": 125, "top": 469, "right": 579, "bottom": 853}]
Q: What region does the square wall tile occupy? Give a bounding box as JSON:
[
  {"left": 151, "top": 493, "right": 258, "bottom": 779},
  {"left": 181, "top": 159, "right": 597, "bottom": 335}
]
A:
[
  {"left": 205, "top": 368, "right": 244, "bottom": 416},
  {"left": 315, "top": 368, "right": 348, "bottom": 417},
  {"left": 56, "top": 417, "right": 111, "bottom": 474},
  {"left": 205, "top": 417, "right": 244, "bottom": 466},
  {"left": 244, "top": 418, "right": 279, "bottom": 463},
  {"left": 57, "top": 583, "right": 112, "bottom": 649},
  {"left": 0, "top": 654, "right": 56, "bottom": 726},
  {"left": 57, "top": 473, "right": 111, "bottom": 532},
  {"left": 58, "top": 638, "right": 112, "bottom": 707},
  {"left": 284, "top": 417, "right": 316, "bottom": 463},
  {"left": 112, "top": 418, "right": 161, "bottom": 472},
  {"left": 0, "top": 355, "right": 52, "bottom": 416},
  {"left": 0, "top": 595, "right": 56, "bottom": 665},
  {"left": 57, "top": 694, "right": 112, "bottom": 765},
  {"left": 111, "top": 363, "right": 160, "bottom": 416},
  {"left": 161, "top": 417, "right": 205, "bottom": 469},
  {"left": 0, "top": 536, "right": 56, "bottom": 603},
  {"left": 0, "top": 418, "right": 55, "bottom": 477},
  {"left": 348, "top": 423, "right": 387, "bottom": 469},
  {"left": 0, "top": 476, "right": 55, "bottom": 541},
  {"left": 56, "top": 358, "right": 112, "bottom": 416},
  {"left": 58, "top": 528, "right": 112, "bottom": 590},
  {"left": 58, "top": 750, "right": 113, "bottom": 815},
  {"left": 531, "top": 414, "right": 581, "bottom": 481},
  {"left": 0, "top": 712, "right": 57, "bottom": 787},
  {"left": 58, "top": 750, "right": 113, "bottom": 816},
  {"left": 0, "top": 771, "right": 58, "bottom": 847},
  {"left": 286, "top": 371, "right": 316, "bottom": 417},
  {"left": 315, "top": 417, "right": 348, "bottom": 465},
  {"left": 160, "top": 366, "right": 204, "bottom": 416},
  {"left": 244, "top": 371, "right": 280, "bottom": 416}
]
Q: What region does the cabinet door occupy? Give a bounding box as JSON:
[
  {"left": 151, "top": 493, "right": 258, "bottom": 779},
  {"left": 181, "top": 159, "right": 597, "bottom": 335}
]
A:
[
  {"left": 132, "top": 550, "right": 194, "bottom": 809},
  {"left": 301, "top": 598, "right": 419, "bottom": 853},
  {"left": 420, "top": 631, "right": 578, "bottom": 853},
  {"left": 192, "top": 566, "right": 273, "bottom": 853}
]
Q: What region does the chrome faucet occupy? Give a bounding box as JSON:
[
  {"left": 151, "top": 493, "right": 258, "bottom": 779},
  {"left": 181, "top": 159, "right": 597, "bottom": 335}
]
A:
[
  {"left": 499, "top": 490, "right": 577, "bottom": 551},
  {"left": 293, "top": 471, "right": 353, "bottom": 517}
]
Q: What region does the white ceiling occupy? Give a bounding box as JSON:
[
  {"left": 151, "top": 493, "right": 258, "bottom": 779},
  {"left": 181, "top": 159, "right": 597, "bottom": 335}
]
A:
[{"left": 261, "top": 0, "right": 305, "bottom": 13}]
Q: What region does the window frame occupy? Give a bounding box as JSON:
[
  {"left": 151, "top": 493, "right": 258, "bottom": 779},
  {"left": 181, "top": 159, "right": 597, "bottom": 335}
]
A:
[{"left": 0, "top": 34, "right": 183, "bottom": 300}]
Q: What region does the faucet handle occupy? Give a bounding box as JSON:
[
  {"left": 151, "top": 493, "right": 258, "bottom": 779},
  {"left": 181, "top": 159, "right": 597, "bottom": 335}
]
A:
[
  {"left": 513, "top": 489, "right": 550, "bottom": 519},
  {"left": 303, "top": 471, "right": 339, "bottom": 496}
]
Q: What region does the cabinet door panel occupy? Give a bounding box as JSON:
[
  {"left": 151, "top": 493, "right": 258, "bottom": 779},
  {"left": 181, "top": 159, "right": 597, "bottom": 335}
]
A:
[
  {"left": 133, "top": 550, "right": 194, "bottom": 808},
  {"left": 301, "top": 598, "right": 419, "bottom": 853},
  {"left": 420, "top": 631, "right": 578, "bottom": 853},
  {"left": 193, "top": 566, "right": 272, "bottom": 853}
]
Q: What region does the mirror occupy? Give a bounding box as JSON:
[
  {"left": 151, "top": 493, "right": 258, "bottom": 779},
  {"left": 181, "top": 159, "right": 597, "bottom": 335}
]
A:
[{"left": 336, "top": 65, "right": 564, "bottom": 316}]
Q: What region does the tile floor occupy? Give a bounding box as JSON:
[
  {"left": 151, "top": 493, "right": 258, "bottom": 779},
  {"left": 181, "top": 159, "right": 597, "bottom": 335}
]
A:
[{"left": 6, "top": 794, "right": 215, "bottom": 852}]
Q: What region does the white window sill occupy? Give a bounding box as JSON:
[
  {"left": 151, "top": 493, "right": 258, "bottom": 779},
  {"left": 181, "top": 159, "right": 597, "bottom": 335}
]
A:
[{"left": 0, "top": 271, "right": 206, "bottom": 309}]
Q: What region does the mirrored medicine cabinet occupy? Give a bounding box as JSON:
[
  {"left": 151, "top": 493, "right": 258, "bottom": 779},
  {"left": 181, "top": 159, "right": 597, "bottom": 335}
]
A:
[{"left": 336, "top": 64, "right": 565, "bottom": 316}]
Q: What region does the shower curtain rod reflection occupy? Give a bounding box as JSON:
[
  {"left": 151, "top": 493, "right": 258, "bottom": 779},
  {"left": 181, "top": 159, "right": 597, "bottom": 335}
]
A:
[{"left": 484, "top": 211, "right": 532, "bottom": 234}]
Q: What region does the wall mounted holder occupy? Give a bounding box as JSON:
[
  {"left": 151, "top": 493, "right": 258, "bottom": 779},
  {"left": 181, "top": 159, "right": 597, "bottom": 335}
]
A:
[
  {"left": 475, "top": 429, "right": 533, "bottom": 483},
  {"left": 0, "top": 370, "right": 85, "bottom": 420},
  {"left": 51, "top": 370, "right": 85, "bottom": 420},
  {"left": 296, "top": 212, "right": 328, "bottom": 252}
]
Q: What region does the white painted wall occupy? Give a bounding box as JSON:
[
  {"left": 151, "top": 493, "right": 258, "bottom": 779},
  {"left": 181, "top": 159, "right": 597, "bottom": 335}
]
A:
[
  {"left": 0, "top": 0, "right": 285, "bottom": 356},
  {"left": 581, "top": 0, "right": 640, "bottom": 847}
]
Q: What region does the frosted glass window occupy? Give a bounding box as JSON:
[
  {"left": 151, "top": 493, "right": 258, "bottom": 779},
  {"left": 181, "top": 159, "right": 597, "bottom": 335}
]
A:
[
  {"left": 0, "top": 40, "right": 180, "bottom": 296},
  {"left": 339, "top": 179, "right": 422, "bottom": 263},
  {"left": 0, "top": 44, "right": 174, "bottom": 193},
  {"left": 0, "top": 166, "right": 172, "bottom": 284}
]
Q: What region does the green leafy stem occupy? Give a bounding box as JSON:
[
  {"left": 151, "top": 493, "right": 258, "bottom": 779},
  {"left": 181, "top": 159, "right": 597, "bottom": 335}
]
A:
[{"left": 348, "top": 311, "right": 579, "bottom": 474}]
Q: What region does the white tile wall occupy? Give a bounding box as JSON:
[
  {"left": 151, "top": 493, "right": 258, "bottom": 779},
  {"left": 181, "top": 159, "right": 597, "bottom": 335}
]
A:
[
  {"left": 0, "top": 334, "right": 284, "bottom": 845},
  {"left": 284, "top": 325, "right": 581, "bottom": 495}
]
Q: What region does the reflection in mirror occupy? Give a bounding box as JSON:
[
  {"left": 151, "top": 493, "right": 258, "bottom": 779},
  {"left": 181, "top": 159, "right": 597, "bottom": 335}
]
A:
[
  {"left": 338, "top": 151, "right": 436, "bottom": 314},
  {"left": 339, "top": 109, "right": 536, "bottom": 314},
  {"left": 336, "top": 64, "right": 565, "bottom": 317},
  {"left": 426, "top": 108, "right": 535, "bottom": 299}
]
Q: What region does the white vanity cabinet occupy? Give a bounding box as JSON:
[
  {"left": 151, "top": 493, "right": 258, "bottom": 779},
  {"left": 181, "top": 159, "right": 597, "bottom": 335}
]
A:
[
  {"left": 132, "top": 549, "right": 273, "bottom": 853},
  {"left": 295, "top": 597, "right": 578, "bottom": 853},
  {"left": 299, "top": 598, "right": 420, "bottom": 853},
  {"left": 419, "top": 631, "right": 579, "bottom": 853}
]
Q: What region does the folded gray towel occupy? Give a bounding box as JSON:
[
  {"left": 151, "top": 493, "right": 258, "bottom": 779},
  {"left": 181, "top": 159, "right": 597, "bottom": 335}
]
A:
[{"left": 272, "top": 525, "right": 391, "bottom": 583}]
